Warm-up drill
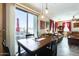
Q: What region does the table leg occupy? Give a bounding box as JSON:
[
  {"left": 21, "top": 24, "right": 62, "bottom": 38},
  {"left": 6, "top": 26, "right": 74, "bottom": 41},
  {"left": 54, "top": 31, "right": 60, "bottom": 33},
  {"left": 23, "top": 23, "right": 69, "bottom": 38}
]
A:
[{"left": 18, "top": 43, "right": 21, "bottom": 56}]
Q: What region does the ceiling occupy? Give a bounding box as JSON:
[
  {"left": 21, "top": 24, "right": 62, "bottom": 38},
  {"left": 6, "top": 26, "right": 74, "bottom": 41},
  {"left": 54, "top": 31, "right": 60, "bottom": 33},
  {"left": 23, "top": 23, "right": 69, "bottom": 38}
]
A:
[{"left": 29, "top": 3, "right": 79, "bottom": 21}]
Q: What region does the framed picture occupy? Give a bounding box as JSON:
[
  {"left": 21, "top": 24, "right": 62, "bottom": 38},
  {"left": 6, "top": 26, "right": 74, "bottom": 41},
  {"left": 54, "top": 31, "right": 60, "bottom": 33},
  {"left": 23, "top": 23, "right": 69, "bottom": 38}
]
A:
[
  {"left": 40, "top": 20, "right": 45, "bottom": 29},
  {"left": 74, "top": 22, "right": 79, "bottom": 28}
]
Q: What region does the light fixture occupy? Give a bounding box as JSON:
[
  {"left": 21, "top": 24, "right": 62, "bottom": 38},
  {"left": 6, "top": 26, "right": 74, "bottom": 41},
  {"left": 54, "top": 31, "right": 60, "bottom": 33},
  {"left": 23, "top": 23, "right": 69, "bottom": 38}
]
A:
[
  {"left": 73, "top": 16, "right": 75, "bottom": 20},
  {"left": 72, "top": 16, "right": 76, "bottom": 21},
  {"left": 41, "top": 15, "right": 44, "bottom": 19},
  {"left": 45, "top": 3, "right": 48, "bottom": 14},
  {"left": 41, "top": 3, "right": 44, "bottom": 19}
]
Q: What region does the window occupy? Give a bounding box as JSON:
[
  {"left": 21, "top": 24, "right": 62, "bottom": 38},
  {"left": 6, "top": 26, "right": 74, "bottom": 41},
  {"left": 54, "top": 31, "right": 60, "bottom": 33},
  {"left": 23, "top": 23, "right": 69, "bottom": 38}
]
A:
[
  {"left": 15, "top": 8, "right": 38, "bottom": 39},
  {"left": 15, "top": 9, "right": 27, "bottom": 39},
  {"left": 28, "top": 13, "right": 34, "bottom": 34},
  {"left": 28, "top": 13, "right": 38, "bottom": 38},
  {"left": 15, "top": 8, "right": 38, "bottom": 53},
  {"left": 33, "top": 15, "right": 38, "bottom": 38}
]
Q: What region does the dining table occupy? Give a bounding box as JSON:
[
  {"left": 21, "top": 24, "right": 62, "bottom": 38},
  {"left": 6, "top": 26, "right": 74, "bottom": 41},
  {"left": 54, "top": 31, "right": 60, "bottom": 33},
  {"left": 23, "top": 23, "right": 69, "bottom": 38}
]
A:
[{"left": 17, "top": 36, "right": 57, "bottom": 56}]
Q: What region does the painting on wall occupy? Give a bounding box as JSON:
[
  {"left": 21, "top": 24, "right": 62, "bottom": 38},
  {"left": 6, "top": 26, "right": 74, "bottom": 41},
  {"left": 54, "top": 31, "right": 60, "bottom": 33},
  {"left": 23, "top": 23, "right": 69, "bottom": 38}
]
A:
[
  {"left": 74, "top": 22, "right": 79, "bottom": 28},
  {"left": 40, "top": 20, "right": 45, "bottom": 29}
]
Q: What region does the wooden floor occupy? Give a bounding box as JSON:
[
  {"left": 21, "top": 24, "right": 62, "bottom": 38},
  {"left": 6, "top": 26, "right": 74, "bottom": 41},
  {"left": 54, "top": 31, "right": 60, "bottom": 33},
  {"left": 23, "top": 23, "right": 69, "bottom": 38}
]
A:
[{"left": 57, "top": 37, "right": 79, "bottom": 56}]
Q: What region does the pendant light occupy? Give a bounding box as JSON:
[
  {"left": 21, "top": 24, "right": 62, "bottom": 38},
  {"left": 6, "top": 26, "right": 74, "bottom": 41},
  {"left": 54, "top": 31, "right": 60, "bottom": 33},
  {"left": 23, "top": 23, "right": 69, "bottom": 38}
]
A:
[
  {"left": 72, "top": 16, "right": 75, "bottom": 21},
  {"left": 45, "top": 3, "right": 48, "bottom": 14},
  {"left": 41, "top": 3, "right": 44, "bottom": 19}
]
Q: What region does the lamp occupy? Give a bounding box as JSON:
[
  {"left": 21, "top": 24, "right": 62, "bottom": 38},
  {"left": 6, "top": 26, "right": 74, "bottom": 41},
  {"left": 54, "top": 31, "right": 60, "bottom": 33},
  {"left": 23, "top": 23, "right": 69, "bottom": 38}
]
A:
[{"left": 45, "top": 3, "right": 48, "bottom": 14}]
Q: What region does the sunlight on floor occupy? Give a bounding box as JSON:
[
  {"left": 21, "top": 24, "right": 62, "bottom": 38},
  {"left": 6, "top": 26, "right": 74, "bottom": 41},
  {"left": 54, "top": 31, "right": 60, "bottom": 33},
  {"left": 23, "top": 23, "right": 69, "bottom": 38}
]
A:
[
  {"left": 57, "top": 37, "right": 70, "bottom": 56},
  {"left": 57, "top": 37, "right": 79, "bottom": 56}
]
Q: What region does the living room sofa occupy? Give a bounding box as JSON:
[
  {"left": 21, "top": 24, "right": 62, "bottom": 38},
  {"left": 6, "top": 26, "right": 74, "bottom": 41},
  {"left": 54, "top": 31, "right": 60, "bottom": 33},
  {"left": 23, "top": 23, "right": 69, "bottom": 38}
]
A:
[{"left": 68, "top": 32, "right": 79, "bottom": 45}]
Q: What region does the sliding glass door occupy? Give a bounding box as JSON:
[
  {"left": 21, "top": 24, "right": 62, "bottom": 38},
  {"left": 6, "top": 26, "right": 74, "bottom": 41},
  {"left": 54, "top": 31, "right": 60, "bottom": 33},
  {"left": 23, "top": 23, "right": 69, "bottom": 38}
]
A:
[{"left": 15, "top": 8, "right": 38, "bottom": 54}]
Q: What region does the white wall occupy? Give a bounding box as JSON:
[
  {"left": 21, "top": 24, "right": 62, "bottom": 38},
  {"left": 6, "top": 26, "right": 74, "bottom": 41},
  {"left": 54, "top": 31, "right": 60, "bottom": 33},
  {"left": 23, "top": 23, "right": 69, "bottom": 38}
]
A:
[
  {"left": 38, "top": 15, "right": 49, "bottom": 36},
  {"left": 52, "top": 13, "right": 79, "bottom": 32},
  {"left": 6, "top": 4, "right": 16, "bottom": 56}
]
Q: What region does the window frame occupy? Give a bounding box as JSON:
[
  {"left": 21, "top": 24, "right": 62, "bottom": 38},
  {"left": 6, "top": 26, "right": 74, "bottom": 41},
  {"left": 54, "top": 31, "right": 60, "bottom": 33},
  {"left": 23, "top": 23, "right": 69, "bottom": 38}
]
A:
[{"left": 16, "top": 7, "right": 38, "bottom": 36}]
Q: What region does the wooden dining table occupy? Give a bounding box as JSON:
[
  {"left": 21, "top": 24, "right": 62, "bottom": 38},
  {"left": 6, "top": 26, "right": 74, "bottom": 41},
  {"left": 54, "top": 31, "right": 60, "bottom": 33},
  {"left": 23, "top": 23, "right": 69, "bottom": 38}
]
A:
[{"left": 17, "top": 35, "right": 57, "bottom": 56}]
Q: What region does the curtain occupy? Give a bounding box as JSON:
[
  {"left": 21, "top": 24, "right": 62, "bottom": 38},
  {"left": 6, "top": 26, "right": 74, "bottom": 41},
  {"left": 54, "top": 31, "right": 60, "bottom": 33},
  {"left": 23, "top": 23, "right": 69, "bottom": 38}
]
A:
[
  {"left": 63, "top": 21, "right": 71, "bottom": 31},
  {"left": 62, "top": 22, "right": 65, "bottom": 31},
  {"left": 67, "top": 22, "right": 71, "bottom": 31},
  {"left": 55, "top": 22, "right": 58, "bottom": 31},
  {"left": 50, "top": 19, "right": 54, "bottom": 32}
]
